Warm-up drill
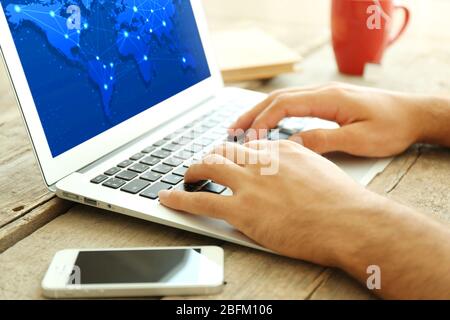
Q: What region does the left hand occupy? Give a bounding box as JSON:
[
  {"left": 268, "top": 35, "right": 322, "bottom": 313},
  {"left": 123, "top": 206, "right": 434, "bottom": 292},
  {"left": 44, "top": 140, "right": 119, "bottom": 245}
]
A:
[
  {"left": 158, "top": 140, "right": 380, "bottom": 266},
  {"left": 229, "top": 83, "right": 427, "bottom": 157}
]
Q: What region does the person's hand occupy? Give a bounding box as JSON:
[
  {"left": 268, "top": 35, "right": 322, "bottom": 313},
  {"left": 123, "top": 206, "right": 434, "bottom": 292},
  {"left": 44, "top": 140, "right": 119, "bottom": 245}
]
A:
[
  {"left": 229, "top": 83, "right": 426, "bottom": 157},
  {"left": 159, "top": 140, "right": 382, "bottom": 266}
]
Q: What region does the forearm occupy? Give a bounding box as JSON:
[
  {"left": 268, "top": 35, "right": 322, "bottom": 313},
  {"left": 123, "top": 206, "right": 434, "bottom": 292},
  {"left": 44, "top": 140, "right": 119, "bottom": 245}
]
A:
[
  {"left": 334, "top": 194, "right": 450, "bottom": 299},
  {"left": 411, "top": 95, "right": 450, "bottom": 148}
]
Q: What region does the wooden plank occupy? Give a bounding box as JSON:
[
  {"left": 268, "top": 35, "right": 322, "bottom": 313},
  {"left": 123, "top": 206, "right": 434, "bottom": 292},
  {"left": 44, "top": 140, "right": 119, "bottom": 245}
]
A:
[
  {"left": 0, "top": 205, "right": 324, "bottom": 299},
  {"left": 0, "top": 198, "right": 71, "bottom": 253},
  {"left": 0, "top": 60, "right": 66, "bottom": 245},
  {"left": 309, "top": 269, "right": 377, "bottom": 300},
  {"left": 387, "top": 146, "right": 450, "bottom": 224},
  {"left": 0, "top": 0, "right": 449, "bottom": 300}
]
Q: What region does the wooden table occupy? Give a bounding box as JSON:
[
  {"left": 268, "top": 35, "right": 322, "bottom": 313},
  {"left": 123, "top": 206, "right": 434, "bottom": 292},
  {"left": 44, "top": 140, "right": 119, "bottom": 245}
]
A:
[{"left": 0, "top": 0, "right": 449, "bottom": 299}]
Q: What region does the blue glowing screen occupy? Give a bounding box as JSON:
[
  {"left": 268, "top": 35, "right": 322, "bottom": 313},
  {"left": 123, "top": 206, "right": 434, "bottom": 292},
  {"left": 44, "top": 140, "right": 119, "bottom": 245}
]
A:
[{"left": 2, "top": 0, "right": 210, "bottom": 157}]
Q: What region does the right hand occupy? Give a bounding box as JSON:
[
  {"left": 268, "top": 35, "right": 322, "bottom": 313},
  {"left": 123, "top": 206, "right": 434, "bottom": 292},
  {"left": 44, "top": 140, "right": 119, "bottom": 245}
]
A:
[
  {"left": 160, "top": 140, "right": 379, "bottom": 266},
  {"left": 229, "top": 83, "right": 425, "bottom": 157}
]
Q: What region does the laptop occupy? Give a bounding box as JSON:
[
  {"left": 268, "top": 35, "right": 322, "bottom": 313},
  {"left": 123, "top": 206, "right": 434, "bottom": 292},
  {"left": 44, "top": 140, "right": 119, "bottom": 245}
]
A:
[{"left": 0, "top": 0, "right": 391, "bottom": 251}]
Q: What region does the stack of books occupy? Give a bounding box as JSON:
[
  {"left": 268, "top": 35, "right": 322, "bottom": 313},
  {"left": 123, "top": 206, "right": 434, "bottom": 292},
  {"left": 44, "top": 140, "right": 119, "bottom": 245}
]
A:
[{"left": 212, "top": 28, "right": 302, "bottom": 83}]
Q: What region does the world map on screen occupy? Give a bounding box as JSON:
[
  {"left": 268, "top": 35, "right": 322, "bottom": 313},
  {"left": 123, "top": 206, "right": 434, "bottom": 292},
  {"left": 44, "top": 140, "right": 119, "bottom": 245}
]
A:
[
  {"left": 6, "top": 0, "right": 197, "bottom": 119},
  {"left": 3, "top": 0, "right": 210, "bottom": 156}
]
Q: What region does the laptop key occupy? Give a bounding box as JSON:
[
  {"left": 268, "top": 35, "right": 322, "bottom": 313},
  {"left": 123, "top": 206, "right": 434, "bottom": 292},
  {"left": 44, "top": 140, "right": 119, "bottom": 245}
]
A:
[
  {"left": 140, "top": 156, "right": 160, "bottom": 166},
  {"left": 183, "top": 159, "right": 198, "bottom": 168},
  {"left": 129, "top": 163, "right": 150, "bottom": 173},
  {"left": 164, "top": 133, "right": 178, "bottom": 140},
  {"left": 183, "top": 131, "right": 197, "bottom": 139},
  {"left": 174, "top": 136, "right": 192, "bottom": 146},
  {"left": 173, "top": 166, "right": 188, "bottom": 177},
  {"left": 152, "top": 164, "right": 173, "bottom": 174},
  {"left": 201, "top": 122, "right": 215, "bottom": 129},
  {"left": 153, "top": 139, "right": 167, "bottom": 147},
  {"left": 163, "top": 157, "right": 183, "bottom": 167},
  {"left": 193, "top": 126, "right": 208, "bottom": 134},
  {"left": 201, "top": 182, "right": 227, "bottom": 194},
  {"left": 141, "top": 171, "right": 162, "bottom": 182},
  {"left": 161, "top": 174, "right": 184, "bottom": 185},
  {"left": 103, "top": 178, "right": 127, "bottom": 189},
  {"left": 151, "top": 150, "right": 171, "bottom": 159},
  {"left": 175, "top": 150, "right": 193, "bottom": 160},
  {"left": 185, "top": 144, "right": 203, "bottom": 153},
  {"left": 209, "top": 132, "right": 226, "bottom": 141},
  {"left": 116, "top": 170, "right": 138, "bottom": 181},
  {"left": 91, "top": 175, "right": 108, "bottom": 184},
  {"left": 176, "top": 181, "right": 207, "bottom": 192},
  {"left": 142, "top": 146, "right": 156, "bottom": 154},
  {"left": 140, "top": 182, "right": 172, "bottom": 200},
  {"left": 196, "top": 138, "right": 214, "bottom": 147},
  {"left": 117, "top": 160, "right": 134, "bottom": 168},
  {"left": 270, "top": 130, "right": 291, "bottom": 141},
  {"left": 105, "top": 167, "right": 121, "bottom": 176},
  {"left": 162, "top": 143, "right": 182, "bottom": 152},
  {"left": 121, "top": 179, "right": 150, "bottom": 194},
  {"left": 130, "top": 153, "right": 145, "bottom": 161},
  {"left": 212, "top": 129, "right": 227, "bottom": 135},
  {"left": 200, "top": 124, "right": 213, "bottom": 131},
  {"left": 184, "top": 121, "right": 198, "bottom": 129}
]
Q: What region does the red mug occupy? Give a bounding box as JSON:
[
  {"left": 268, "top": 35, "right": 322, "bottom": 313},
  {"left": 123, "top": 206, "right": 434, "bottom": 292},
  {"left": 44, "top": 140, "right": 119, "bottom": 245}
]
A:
[{"left": 331, "top": 0, "right": 410, "bottom": 75}]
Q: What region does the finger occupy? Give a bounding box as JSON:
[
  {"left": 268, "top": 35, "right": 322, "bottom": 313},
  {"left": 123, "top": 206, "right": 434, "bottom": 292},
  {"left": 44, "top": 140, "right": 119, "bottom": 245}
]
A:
[
  {"left": 249, "top": 89, "right": 354, "bottom": 134},
  {"left": 243, "top": 139, "right": 271, "bottom": 150},
  {"left": 210, "top": 142, "right": 257, "bottom": 166},
  {"left": 186, "top": 154, "right": 243, "bottom": 189},
  {"left": 159, "top": 190, "right": 233, "bottom": 220},
  {"left": 290, "top": 127, "right": 358, "bottom": 155},
  {"left": 228, "top": 99, "right": 271, "bottom": 134},
  {"left": 229, "top": 85, "right": 328, "bottom": 133}
]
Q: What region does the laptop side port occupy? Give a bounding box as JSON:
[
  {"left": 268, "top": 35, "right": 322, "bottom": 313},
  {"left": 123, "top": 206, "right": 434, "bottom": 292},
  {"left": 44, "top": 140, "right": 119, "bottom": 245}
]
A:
[
  {"left": 62, "top": 192, "right": 79, "bottom": 201},
  {"left": 84, "top": 198, "right": 98, "bottom": 206}
]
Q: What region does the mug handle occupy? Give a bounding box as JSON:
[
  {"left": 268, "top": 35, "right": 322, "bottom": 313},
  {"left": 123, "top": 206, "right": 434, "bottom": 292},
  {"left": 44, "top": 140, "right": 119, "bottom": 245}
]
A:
[{"left": 387, "top": 5, "right": 410, "bottom": 46}]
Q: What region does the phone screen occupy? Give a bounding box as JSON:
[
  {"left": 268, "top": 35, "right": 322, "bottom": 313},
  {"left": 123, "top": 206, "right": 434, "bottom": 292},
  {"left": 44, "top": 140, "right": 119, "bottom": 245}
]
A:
[{"left": 69, "top": 249, "right": 206, "bottom": 285}]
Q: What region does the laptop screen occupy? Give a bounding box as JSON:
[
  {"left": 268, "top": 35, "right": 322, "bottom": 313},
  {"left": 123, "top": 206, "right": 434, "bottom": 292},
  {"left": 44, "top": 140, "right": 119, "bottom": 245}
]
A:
[{"left": 2, "top": 0, "right": 211, "bottom": 157}]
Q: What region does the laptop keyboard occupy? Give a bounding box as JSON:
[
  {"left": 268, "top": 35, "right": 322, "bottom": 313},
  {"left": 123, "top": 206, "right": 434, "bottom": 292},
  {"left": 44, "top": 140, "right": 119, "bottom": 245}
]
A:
[
  {"left": 89, "top": 102, "right": 245, "bottom": 200},
  {"left": 88, "top": 99, "right": 310, "bottom": 201}
]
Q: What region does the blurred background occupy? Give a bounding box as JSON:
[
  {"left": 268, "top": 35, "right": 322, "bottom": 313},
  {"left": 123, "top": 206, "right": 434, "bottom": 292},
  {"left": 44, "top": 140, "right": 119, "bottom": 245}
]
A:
[
  {"left": 204, "top": 0, "right": 331, "bottom": 55},
  {"left": 202, "top": 0, "right": 450, "bottom": 94}
]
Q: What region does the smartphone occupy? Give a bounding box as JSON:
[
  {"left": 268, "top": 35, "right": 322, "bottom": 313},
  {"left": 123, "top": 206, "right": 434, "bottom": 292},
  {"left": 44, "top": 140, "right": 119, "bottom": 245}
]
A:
[{"left": 41, "top": 246, "right": 224, "bottom": 298}]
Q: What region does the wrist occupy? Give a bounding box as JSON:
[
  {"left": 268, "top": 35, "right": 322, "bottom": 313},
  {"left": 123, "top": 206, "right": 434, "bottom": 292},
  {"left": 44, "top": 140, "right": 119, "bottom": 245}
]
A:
[
  {"left": 329, "top": 193, "right": 450, "bottom": 299},
  {"left": 328, "top": 192, "right": 402, "bottom": 273},
  {"left": 408, "top": 95, "right": 450, "bottom": 146}
]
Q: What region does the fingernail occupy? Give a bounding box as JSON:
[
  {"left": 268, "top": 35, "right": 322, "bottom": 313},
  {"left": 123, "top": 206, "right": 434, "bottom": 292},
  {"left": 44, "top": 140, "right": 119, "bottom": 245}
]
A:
[
  {"left": 289, "top": 135, "right": 304, "bottom": 145},
  {"left": 158, "top": 190, "right": 171, "bottom": 201}
]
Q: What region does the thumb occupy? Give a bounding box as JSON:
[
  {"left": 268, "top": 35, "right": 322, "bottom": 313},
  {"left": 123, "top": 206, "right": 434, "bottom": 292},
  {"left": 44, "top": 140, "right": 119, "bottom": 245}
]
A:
[{"left": 289, "top": 128, "right": 353, "bottom": 155}]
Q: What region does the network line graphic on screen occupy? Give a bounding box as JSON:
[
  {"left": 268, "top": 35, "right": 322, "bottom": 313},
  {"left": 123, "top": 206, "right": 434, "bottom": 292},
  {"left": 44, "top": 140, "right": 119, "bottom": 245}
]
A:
[{"left": 5, "top": 0, "right": 197, "bottom": 120}]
